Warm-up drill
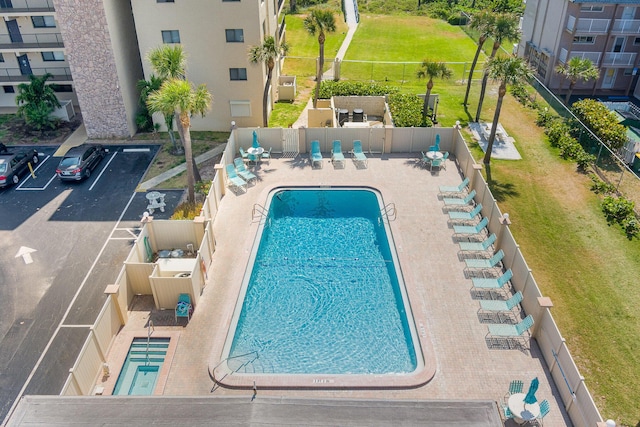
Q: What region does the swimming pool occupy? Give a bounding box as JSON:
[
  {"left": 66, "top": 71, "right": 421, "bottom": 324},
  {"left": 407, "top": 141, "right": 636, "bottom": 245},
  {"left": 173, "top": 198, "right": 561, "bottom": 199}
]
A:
[
  {"left": 217, "top": 187, "right": 430, "bottom": 387},
  {"left": 113, "top": 337, "right": 169, "bottom": 395}
]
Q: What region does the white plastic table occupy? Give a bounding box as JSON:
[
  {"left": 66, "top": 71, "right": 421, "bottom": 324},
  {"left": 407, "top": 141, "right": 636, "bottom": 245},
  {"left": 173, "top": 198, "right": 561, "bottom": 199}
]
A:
[
  {"left": 508, "top": 393, "right": 540, "bottom": 425},
  {"left": 247, "top": 147, "right": 264, "bottom": 156},
  {"left": 426, "top": 151, "right": 443, "bottom": 160},
  {"left": 146, "top": 191, "right": 166, "bottom": 214}
]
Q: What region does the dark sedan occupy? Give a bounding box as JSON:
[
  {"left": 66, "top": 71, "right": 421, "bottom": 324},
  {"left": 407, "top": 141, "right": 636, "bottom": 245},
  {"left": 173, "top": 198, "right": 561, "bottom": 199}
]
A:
[
  {"left": 56, "top": 144, "right": 106, "bottom": 181},
  {"left": 0, "top": 148, "right": 39, "bottom": 187}
]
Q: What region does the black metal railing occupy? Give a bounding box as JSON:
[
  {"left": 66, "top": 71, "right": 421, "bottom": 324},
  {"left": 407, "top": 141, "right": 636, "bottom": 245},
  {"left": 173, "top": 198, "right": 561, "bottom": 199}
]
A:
[
  {"left": 0, "top": 32, "right": 63, "bottom": 49},
  {"left": 0, "top": 67, "right": 71, "bottom": 82}
]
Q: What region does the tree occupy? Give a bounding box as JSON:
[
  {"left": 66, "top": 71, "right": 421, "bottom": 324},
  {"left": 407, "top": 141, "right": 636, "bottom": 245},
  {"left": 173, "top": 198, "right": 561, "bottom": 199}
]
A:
[
  {"left": 304, "top": 8, "right": 336, "bottom": 109},
  {"left": 416, "top": 60, "right": 452, "bottom": 121},
  {"left": 146, "top": 46, "right": 212, "bottom": 204},
  {"left": 464, "top": 12, "right": 495, "bottom": 106},
  {"left": 556, "top": 57, "right": 599, "bottom": 104},
  {"left": 475, "top": 13, "right": 520, "bottom": 122},
  {"left": 248, "top": 36, "right": 290, "bottom": 127},
  {"left": 482, "top": 56, "right": 532, "bottom": 166},
  {"left": 15, "top": 73, "right": 61, "bottom": 131}
]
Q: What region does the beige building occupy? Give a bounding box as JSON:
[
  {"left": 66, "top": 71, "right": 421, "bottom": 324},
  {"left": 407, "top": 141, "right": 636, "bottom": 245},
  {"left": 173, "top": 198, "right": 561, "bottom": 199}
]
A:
[
  {"left": 519, "top": 0, "right": 640, "bottom": 99},
  {"left": 130, "top": 0, "right": 286, "bottom": 132}
]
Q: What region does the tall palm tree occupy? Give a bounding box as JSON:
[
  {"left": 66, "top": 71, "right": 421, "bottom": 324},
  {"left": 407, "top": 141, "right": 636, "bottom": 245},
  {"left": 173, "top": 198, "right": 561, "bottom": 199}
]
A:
[
  {"left": 556, "top": 57, "right": 599, "bottom": 104},
  {"left": 248, "top": 36, "right": 290, "bottom": 127},
  {"left": 482, "top": 56, "right": 532, "bottom": 166},
  {"left": 147, "top": 79, "right": 212, "bottom": 204},
  {"left": 147, "top": 45, "right": 186, "bottom": 80},
  {"left": 464, "top": 12, "right": 495, "bottom": 106},
  {"left": 475, "top": 13, "right": 520, "bottom": 122},
  {"left": 304, "top": 8, "right": 336, "bottom": 108},
  {"left": 416, "top": 60, "right": 452, "bottom": 121}
]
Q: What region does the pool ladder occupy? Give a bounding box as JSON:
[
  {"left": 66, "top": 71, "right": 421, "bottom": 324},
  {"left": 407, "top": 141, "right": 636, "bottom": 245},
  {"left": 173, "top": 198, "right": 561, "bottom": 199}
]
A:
[
  {"left": 379, "top": 203, "right": 397, "bottom": 224},
  {"left": 251, "top": 203, "right": 270, "bottom": 225},
  {"left": 146, "top": 320, "right": 154, "bottom": 365},
  {"left": 210, "top": 350, "right": 259, "bottom": 392}
]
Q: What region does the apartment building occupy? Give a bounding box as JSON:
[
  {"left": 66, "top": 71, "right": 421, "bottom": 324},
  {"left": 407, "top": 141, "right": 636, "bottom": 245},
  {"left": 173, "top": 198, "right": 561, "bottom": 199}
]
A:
[
  {"left": 518, "top": 0, "right": 640, "bottom": 99},
  {"left": 130, "top": 0, "right": 286, "bottom": 132},
  {"left": 0, "top": 0, "right": 76, "bottom": 109}
]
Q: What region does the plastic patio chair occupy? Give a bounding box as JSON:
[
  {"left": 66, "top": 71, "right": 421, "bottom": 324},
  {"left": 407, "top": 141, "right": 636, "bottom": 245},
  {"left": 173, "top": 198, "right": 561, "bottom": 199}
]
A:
[
  {"left": 239, "top": 146, "right": 249, "bottom": 160},
  {"left": 225, "top": 164, "right": 248, "bottom": 193},
  {"left": 175, "top": 293, "right": 193, "bottom": 323},
  {"left": 331, "top": 140, "right": 346, "bottom": 168},
  {"left": 261, "top": 147, "right": 272, "bottom": 163},
  {"left": 310, "top": 140, "right": 323, "bottom": 168},
  {"left": 536, "top": 399, "right": 550, "bottom": 426},
  {"left": 233, "top": 157, "right": 257, "bottom": 184}
]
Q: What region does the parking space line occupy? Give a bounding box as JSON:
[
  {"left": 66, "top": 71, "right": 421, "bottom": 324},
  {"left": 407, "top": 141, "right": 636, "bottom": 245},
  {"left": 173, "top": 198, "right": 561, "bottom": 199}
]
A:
[
  {"left": 123, "top": 148, "right": 151, "bottom": 153},
  {"left": 4, "top": 189, "right": 141, "bottom": 425},
  {"left": 59, "top": 325, "right": 92, "bottom": 328},
  {"left": 15, "top": 155, "right": 52, "bottom": 191},
  {"left": 15, "top": 174, "right": 58, "bottom": 191},
  {"left": 88, "top": 151, "right": 118, "bottom": 192}
]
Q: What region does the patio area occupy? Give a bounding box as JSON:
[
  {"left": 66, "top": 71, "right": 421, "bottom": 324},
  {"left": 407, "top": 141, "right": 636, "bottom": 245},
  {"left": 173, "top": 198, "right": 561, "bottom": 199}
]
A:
[
  {"left": 469, "top": 122, "right": 522, "bottom": 160},
  {"left": 106, "top": 150, "right": 572, "bottom": 426}
]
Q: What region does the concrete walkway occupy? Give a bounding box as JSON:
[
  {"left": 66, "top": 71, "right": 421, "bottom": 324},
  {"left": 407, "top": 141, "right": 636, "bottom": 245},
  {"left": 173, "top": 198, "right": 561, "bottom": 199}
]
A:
[
  {"left": 52, "top": 123, "right": 86, "bottom": 157},
  {"left": 322, "top": 0, "right": 359, "bottom": 80}
]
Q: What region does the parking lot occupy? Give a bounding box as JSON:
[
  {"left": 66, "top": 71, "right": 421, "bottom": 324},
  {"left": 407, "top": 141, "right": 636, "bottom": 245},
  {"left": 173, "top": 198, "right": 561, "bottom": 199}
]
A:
[{"left": 0, "top": 144, "right": 184, "bottom": 422}]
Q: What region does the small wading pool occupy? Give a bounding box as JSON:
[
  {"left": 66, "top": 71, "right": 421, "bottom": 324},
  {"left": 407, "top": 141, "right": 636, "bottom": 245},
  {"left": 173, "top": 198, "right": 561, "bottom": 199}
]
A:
[
  {"left": 113, "top": 338, "right": 169, "bottom": 395},
  {"left": 216, "top": 187, "right": 431, "bottom": 388}
]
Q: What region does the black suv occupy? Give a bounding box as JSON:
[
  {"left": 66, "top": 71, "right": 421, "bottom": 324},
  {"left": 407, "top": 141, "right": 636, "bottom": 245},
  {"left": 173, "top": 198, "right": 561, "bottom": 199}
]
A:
[
  {"left": 0, "top": 148, "right": 39, "bottom": 188},
  {"left": 56, "top": 144, "right": 106, "bottom": 181}
]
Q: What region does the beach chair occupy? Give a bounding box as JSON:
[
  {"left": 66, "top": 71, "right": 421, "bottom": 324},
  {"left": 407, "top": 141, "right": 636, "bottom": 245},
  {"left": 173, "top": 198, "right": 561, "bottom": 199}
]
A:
[
  {"left": 443, "top": 189, "right": 476, "bottom": 207},
  {"left": 331, "top": 140, "right": 346, "bottom": 168},
  {"left": 430, "top": 158, "right": 443, "bottom": 171},
  {"left": 234, "top": 158, "right": 257, "bottom": 184},
  {"left": 536, "top": 400, "right": 550, "bottom": 426},
  {"left": 453, "top": 216, "right": 488, "bottom": 237},
  {"left": 464, "top": 248, "right": 503, "bottom": 269},
  {"left": 440, "top": 151, "right": 449, "bottom": 170},
  {"left": 261, "top": 147, "right": 272, "bottom": 163},
  {"left": 310, "top": 140, "right": 323, "bottom": 168},
  {"left": 486, "top": 315, "right": 534, "bottom": 349},
  {"left": 225, "top": 164, "right": 247, "bottom": 193},
  {"left": 175, "top": 293, "right": 193, "bottom": 323},
  {"left": 448, "top": 203, "right": 483, "bottom": 223},
  {"left": 420, "top": 151, "right": 432, "bottom": 167},
  {"left": 239, "top": 146, "right": 249, "bottom": 161},
  {"left": 459, "top": 233, "right": 496, "bottom": 253},
  {"left": 479, "top": 291, "right": 523, "bottom": 313},
  {"left": 472, "top": 269, "right": 513, "bottom": 289},
  {"left": 439, "top": 177, "right": 470, "bottom": 195},
  {"left": 350, "top": 140, "right": 368, "bottom": 168}
]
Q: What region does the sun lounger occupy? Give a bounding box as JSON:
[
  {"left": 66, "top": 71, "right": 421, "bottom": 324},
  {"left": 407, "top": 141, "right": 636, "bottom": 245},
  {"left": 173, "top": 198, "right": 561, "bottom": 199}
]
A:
[
  {"left": 486, "top": 315, "right": 534, "bottom": 349},
  {"left": 233, "top": 157, "right": 257, "bottom": 184},
  {"left": 331, "top": 140, "right": 346, "bottom": 168},
  {"left": 443, "top": 189, "right": 476, "bottom": 206},
  {"left": 310, "top": 140, "right": 323, "bottom": 168},
  {"left": 350, "top": 140, "right": 368, "bottom": 168},
  {"left": 225, "top": 164, "right": 247, "bottom": 193},
  {"left": 453, "top": 216, "right": 488, "bottom": 236},
  {"left": 449, "top": 203, "right": 483, "bottom": 223},
  {"left": 459, "top": 233, "right": 497, "bottom": 253},
  {"left": 479, "top": 291, "right": 523, "bottom": 312},
  {"left": 464, "top": 249, "right": 503, "bottom": 270},
  {"left": 471, "top": 269, "right": 513, "bottom": 289}
]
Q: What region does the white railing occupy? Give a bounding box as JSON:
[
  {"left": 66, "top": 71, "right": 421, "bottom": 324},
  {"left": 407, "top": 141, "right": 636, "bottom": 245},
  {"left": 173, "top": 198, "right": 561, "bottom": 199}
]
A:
[
  {"left": 564, "top": 51, "right": 601, "bottom": 64},
  {"left": 612, "top": 19, "right": 640, "bottom": 33},
  {"left": 567, "top": 16, "right": 610, "bottom": 33},
  {"left": 603, "top": 51, "right": 637, "bottom": 66}
]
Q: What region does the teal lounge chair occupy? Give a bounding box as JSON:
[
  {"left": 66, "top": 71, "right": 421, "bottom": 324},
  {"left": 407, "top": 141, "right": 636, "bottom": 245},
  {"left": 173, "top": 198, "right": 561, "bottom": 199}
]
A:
[
  {"left": 459, "top": 233, "right": 496, "bottom": 253},
  {"left": 331, "top": 140, "right": 346, "bottom": 168},
  {"left": 443, "top": 189, "right": 476, "bottom": 206},
  {"left": 472, "top": 269, "right": 513, "bottom": 289},
  {"left": 449, "top": 203, "right": 483, "bottom": 223},
  {"left": 486, "top": 315, "right": 534, "bottom": 349},
  {"left": 239, "top": 146, "right": 249, "bottom": 160},
  {"left": 351, "top": 140, "right": 368, "bottom": 168},
  {"left": 453, "top": 216, "right": 488, "bottom": 236},
  {"left": 310, "top": 140, "right": 323, "bottom": 168},
  {"left": 234, "top": 158, "right": 257, "bottom": 183},
  {"left": 464, "top": 249, "right": 504, "bottom": 271},
  {"left": 439, "top": 177, "right": 470, "bottom": 195},
  {"left": 175, "top": 293, "right": 193, "bottom": 323},
  {"left": 225, "top": 164, "right": 247, "bottom": 193},
  {"left": 479, "top": 291, "right": 523, "bottom": 312}
]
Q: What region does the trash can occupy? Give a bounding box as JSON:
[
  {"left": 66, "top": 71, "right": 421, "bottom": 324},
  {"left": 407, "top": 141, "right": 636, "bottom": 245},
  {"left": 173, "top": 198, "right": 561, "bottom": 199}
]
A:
[
  {"left": 338, "top": 109, "right": 349, "bottom": 126},
  {"left": 353, "top": 108, "right": 364, "bottom": 122}
]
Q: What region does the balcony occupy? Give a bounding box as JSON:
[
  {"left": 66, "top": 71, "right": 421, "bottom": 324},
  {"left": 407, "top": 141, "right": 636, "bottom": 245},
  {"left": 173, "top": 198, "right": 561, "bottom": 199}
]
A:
[
  {"left": 0, "top": 33, "right": 63, "bottom": 50},
  {"left": 611, "top": 19, "right": 640, "bottom": 34},
  {"left": 602, "top": 51, "right": 637, "bottom": 67},
  {"left": 278, "top": 17, "right": 286, "bottom": 40},
  {"left": 0, "top": 67, "right": 72, "bottom": 83},
  {"left": 566, "top": 15, "right": 609, "bottom": 34},
  {"left": 559, "top": 50, "right": 601, "bottom": 65},
  {"left": 0, "top": 0, "right": 54, "bottom": 14}
]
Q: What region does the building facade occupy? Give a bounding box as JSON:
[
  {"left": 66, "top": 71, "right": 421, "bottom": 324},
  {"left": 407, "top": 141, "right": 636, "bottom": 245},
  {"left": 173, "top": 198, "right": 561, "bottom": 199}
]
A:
[{"left": 518, "top": 0, "right": 640, "bottom": 99}]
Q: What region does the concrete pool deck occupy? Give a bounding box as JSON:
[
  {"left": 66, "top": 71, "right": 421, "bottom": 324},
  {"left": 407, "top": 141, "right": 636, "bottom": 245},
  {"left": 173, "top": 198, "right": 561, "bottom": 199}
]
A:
[{"left": 106, "top": 153, "right": 572, "bottom": 426}]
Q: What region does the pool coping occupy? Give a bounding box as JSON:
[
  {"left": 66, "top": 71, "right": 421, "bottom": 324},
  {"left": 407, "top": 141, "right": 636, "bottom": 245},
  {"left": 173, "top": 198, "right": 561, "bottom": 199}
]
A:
[
  {"left": 208, "top": 183, "right": 437, "bottom": 390},
  {"left": 99, "top": 331, "right": 181, "bottom": 396}
]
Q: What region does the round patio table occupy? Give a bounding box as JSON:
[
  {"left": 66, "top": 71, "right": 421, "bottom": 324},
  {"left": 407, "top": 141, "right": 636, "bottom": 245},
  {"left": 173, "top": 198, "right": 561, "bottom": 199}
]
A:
[
  {"left": 508, "top": 393, "right": 540, "bottom": 425},
  {"left": 426, "top": 151, "right": 443, "bottom": 160},
  {"left": 247, "top": 147, "right": 264, "bottom": 156}
]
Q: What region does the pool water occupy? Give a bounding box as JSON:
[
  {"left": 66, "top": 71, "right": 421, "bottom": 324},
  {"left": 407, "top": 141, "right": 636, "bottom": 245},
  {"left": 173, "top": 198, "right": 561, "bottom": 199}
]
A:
[
  {"left": 113, "top": 338, "right": 169, "bottom": 395},
  {"left": 227, "top": 188, "right": 419, "bottom": 375}
]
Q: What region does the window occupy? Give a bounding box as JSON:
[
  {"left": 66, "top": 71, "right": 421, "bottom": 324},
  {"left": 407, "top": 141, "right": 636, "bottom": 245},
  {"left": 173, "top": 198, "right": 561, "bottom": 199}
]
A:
[
  {"left": 229, "top": 68, "right": 247, "bottom": 80},
  {"left": 31, "top": 16, "right": 56, "bottom": 28},
  {"left": 624, "top": 68, "right": 634, "bottom": 76},
  {"left": 580, "top": 6, "right": 603, "bottom": 12},
  {"left": 634, "top": 37, "right": 640, "bottom": 45},
  {"left": 225, "top": 29, "right": 244, "bottom": 42},
  {"left": 3, "top": 86, "right": 14, "bottom": 93},
  {"left": 161, "top": 30, "right": 180, "bottom": 44},
  {"left": 42, "top": 51, "right": 64, "bottom": 61},
  {"left": 52, "top": 84, "right": 73, "bottom": 92},
  {"left": 230, "top": 100, "right": 251, "bottom": 117},
  {"left": 573, "top": 36, "right": 595, "bottom": 44}
]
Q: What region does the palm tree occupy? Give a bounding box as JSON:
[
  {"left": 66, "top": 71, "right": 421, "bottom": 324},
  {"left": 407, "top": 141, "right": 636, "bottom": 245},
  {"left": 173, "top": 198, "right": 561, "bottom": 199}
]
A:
[
  {"left": 304, "top": 8, "right": 336, "bottom": 108},
  {"left": 147, "top": 45, "right": 186, "bottom": 80},
  {"left": 475, "top": 13, "right": 520, "bottom": 122},
  {"left": 482, "top": 56, "right": 532, "bottom": 166},
  {"left": 464, "top": 12, "right": 495, "bottom": 106},
  {"left": 16, "top": 73, "right": 61, "bottom": 131},
  {"left": 248, "top": 36, "right": 290, "bottom": 127},
  {"left": 556, "top": 57, "right": 599, "bottom": 104},
  {"left": 147, "top": 79, "right": 212, "bottom": 204},
  {"left": 416, "top": 60, "right": 452, "bottom": 121}
]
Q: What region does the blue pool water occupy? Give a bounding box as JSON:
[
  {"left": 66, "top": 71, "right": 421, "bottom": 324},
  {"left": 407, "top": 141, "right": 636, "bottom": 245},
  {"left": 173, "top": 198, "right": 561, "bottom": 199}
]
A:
[
  {"left": 113, "top": 338, "right": 169, "bottom": 395},
  {"left": 227, "top": 188, "right": 418, "bottom": 375}
]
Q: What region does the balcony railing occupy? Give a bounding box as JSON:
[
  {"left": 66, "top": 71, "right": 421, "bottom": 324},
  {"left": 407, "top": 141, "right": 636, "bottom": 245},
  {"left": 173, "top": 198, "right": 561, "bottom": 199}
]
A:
[
  {"left": 0, "top": 67, "right": 71, "bottom": 83},
  {"left": 0, "top": 0, "right": 54, "bottom": 13},
  {"left": 0, "top": 32, "right": 63, "bottom": 49},
  {"left": 559, "top": 50, "right": 601, "bottom": 65},
  {"left": 278, "top": 17, "right": 286, "bottom": 40},
  {"left": 611, "top": 19, "right": 640, "bottom": 34},
  {"left": 566, "top": 15, "right": 610, "bottom": 33},
  {"left": 602, "top": 51, "right": 637, "bottom": 67}
]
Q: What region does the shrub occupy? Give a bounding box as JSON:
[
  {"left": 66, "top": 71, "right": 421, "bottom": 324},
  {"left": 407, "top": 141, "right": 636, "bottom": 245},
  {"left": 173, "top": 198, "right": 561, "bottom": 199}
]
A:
[
  {"left": 536, "top": 107, "right": 555, "bottom": 128},
  {"left": 388, "top": 93, "right": 430, "bottom": 127},
  {"left": 621, "top": 216, "right": 640, "bottom": 240},
  {"left": 544, "top": 120, "right": 572, "bottom": 147},
  {"left": 574, "top": 151, "right": 595, "bottom": 171},
  {"left": 589, "top": 174, "right": 616, "bottom": 195},
  {"left": 571, "top": 99, "right": 628, "bottom": 150},
  {"left": 602, "top": 195, "right": 635, "bottom": 225},
  {"left": 319, "top": 81, "right": 399, "bottom": 98},
  {"left": 171, "top": 201, "right": 203, "bottom": 220}
]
